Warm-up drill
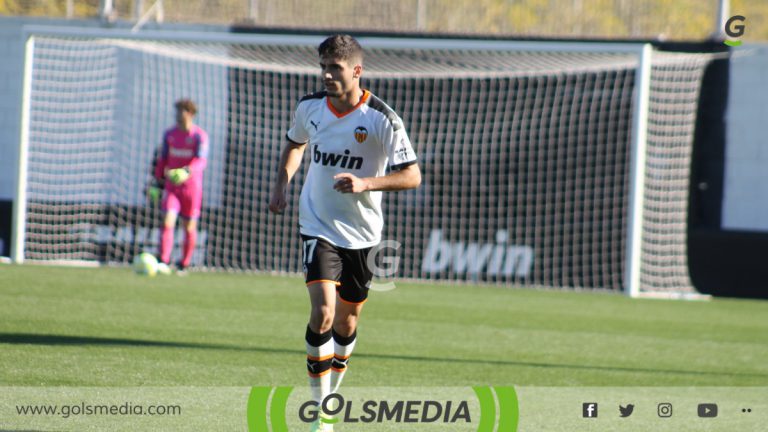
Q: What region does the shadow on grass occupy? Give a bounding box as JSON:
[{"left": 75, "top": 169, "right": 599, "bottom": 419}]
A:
[{"left": 1, "top": 332, "right": 765, "bottom": 379}]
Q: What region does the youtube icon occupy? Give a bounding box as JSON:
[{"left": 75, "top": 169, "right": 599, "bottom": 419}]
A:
[{"left": 698, "top": 404, "right": 718, "bottom": 418}]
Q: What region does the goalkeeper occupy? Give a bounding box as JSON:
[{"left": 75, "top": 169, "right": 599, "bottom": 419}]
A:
[{"left": 150, "top": 99, "right": 209, "bottom": 274}]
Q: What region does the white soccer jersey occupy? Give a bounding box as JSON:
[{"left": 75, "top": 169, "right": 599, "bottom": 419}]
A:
[{"left": 286, "top": 90, "right": 418, "bottom": 249}]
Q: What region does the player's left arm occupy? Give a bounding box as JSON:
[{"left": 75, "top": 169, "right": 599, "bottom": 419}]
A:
[
  {"left": 187, "top": 130, "right": 209, "bottom": 174},
  {"left": 335, "top": 111, "right": 421, "bottom": 193},
  {"left": 333, "top": 163, "right": 421, "bottom": 193}
]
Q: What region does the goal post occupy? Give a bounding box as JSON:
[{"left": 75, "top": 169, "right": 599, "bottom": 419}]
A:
[
  {"left": 11, "top": 34, "right": 34, "bottom": 268},
  {"left": 624, "top": 43, "right": 652, "bottom": 299},
  {"left": 13, "top": 26, "right": 714, "bottom": 298}
]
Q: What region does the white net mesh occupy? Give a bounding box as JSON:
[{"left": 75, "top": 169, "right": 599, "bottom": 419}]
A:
[
  {"left": 19, "top": 34, "right": 713, "bottom": 294},
  {"left": 25, "top": 39, "right": 119, "bottom": 261},
  {"left": 640, "top": 52, "right": 713, "bottom": 292}
]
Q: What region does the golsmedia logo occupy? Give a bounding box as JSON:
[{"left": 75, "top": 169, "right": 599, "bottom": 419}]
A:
[
  {"left": 298, "top": 393, "right": 471, "bottom": 424},
  {"left": 724, "top": 15, "right": 746, "bottom": 47},
  {"left": 246, "top": 386, "right": 519, "bottom": 431}
]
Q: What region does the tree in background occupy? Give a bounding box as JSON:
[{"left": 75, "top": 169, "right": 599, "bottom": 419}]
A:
[
  {"left": 0, "top": 0, "right": 98, "bottom": 18},
  {"left": 422, "top": 0, "right": 765, "bottom": 41},
  {"left": 733, "top": 0, "right": 768, "bottom": 41},
  {"left": 0, "top": 0, "right": 766, "bottom": 41}
]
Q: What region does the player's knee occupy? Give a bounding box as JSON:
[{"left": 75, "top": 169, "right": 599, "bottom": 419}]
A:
[
  {"left": 334, "top": 314, "right": 358, "bottom": 336},
  {"left": 310, "top": 305, "right": 334, "bottom": 332},
  {"left": 163, "top": 214, "right": 177, "bottom": 228}
]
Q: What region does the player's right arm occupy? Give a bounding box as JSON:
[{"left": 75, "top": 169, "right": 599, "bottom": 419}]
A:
[
  {"left": 269, "top": 142, "right": 306, "bottom": 213},
  {"left": 148, "top": 132, "right": 170, "bottom": 203},
  {"left": 154, "top": 131, "right": 170, "bottom": 182},
  {"left": 270, "top": 98, "right": 311, "bottom": 214}
]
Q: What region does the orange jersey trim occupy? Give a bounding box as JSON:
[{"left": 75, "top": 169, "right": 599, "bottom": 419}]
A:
[
  {"left": 307, "top": 354, "right": 334, "bottom": 362},
  {"left": 334, "top": 354, "right": 351, "bottom": 360},
  {"left": 331, "top": 366, "right": 347, "bottom": 373},
  {"left": 307, "top": 279, "right": 341, "bottom": 287},
  {"left": 337, "top": 295, "right": 367, "bottom": 306},
  {"left": 326, "top": 90, "right": 370, "bottom": 118}
]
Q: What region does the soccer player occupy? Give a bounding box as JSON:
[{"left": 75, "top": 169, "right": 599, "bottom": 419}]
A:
[
  {"left": 150, "top": 99, "right": 209, "bottom": 274},
  {"left": 269, "top": 34, "right": 421, "bottom": 430}
]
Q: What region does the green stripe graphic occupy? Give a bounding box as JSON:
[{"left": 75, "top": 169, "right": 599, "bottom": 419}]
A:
[
  {"left": 269, "top": 386, "right": 293, "bottom": 432},
  {"left": 247, "top": 386, "right": 272, "bottom": 432},
  {"left": 494, "top": 386, "right": 519, "bottom": 432},
  {"left": 473, "top": 386, "right": 497, "bottom": 432}
]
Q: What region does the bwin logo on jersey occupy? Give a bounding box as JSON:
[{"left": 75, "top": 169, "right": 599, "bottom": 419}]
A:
[
  {"left": 354, "top": 126, "right": 368, "bottom": 143},
  {"left": 169, "top": 147, "right": 194, "bottom": 158},
  {"left": 313, "top": 145, "right": 363, "bottom": 170}
]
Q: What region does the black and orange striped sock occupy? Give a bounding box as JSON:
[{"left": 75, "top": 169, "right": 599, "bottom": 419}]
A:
[
  {"left": 331, "top": 328, "right": 356, "bottom": 394},
  {"left": 305, "top": 326, "right": 333, "bottom": 404}
]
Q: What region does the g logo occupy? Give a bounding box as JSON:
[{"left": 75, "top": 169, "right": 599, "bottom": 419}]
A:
[
  {"left": 366, "top": 240, "right": 401, "bottom": 292},
  {"left": 724, "top": 15, "right": 746, "bottom": 46}
]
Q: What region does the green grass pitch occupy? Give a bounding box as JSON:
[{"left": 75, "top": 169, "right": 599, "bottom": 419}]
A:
[{"left": 1, "top": 264, "right": 767, "bottom": 387}]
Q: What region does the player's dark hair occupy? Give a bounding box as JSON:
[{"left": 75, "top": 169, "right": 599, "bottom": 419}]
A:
[
  {"left": 318, "top": 34, "right": 364, "bottom": 64},
  {"left": 175, "top": 99, "right": 197, "bottom": 115}
]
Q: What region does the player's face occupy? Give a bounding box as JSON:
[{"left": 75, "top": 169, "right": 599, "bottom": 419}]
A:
[
  {"left": 320, "top": 55, "right": 361, "bottom": 98},
  {"left": 176, "top": 108, "right": 193, "bottom": 126}
]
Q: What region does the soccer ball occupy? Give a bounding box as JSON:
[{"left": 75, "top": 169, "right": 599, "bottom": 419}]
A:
[{"left": 132, "top": 252, "right": 158, "bottom": 277}]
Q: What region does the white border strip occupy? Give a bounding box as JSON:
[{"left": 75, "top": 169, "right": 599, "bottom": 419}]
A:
[{"left": 17, "top": 259, "right": 103, "bottom": 268}]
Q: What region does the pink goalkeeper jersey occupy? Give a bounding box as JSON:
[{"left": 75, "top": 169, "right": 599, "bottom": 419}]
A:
[{"left": 154, "top": 124, "right": 209, "bottom": 192}]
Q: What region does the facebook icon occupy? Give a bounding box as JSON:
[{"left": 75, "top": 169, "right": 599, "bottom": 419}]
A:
[{"left": 583, "top": 402, "right": 598, "bottom": 418}]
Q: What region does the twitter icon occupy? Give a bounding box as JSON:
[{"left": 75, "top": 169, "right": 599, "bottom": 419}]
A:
[{"left": 619, "top": 404, "right": 635, "bottom": 417}]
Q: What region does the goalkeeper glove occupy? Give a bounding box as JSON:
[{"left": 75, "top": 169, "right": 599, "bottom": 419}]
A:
[
  {"left": 167, "top": 167, "right": 191, "bottom": 185},
  {"left": 147, "top": 180, "right": 163, "bottom": 204}
]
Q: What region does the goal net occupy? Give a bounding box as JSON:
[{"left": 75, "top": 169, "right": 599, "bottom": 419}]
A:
[{"left": 13, "top": 30, "right": 714, "bottom": 296}]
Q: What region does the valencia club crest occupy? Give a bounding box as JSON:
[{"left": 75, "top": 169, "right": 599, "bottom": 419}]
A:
[{"left": 354, "top": 126, "right": 368, "bottom": 143}]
